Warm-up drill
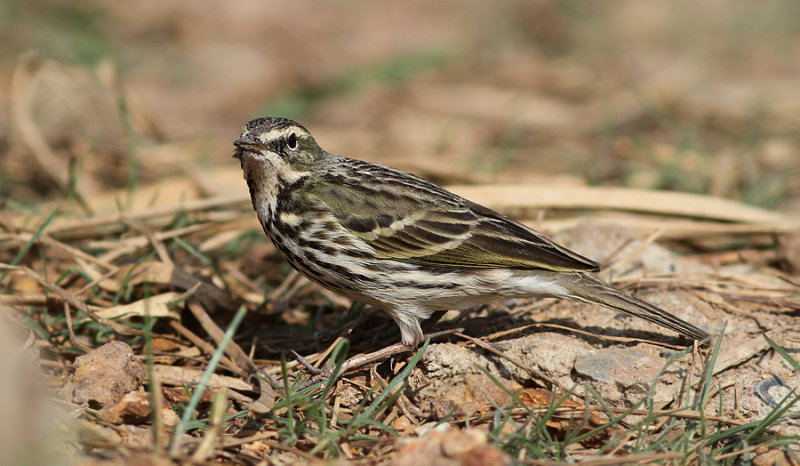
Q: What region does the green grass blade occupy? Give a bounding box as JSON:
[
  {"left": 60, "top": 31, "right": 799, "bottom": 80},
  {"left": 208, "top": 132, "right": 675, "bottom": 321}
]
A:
[
  {"left": 168, "top": 305, "right": 247, "bottom": 457},
  {"left": 0, "top": 207, "right": 60, "bottom": 285}
]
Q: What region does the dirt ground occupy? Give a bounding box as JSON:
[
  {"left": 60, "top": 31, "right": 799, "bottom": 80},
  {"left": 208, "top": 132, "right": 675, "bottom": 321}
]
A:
[{"left": 2, "top": 0, "right": 800, "bottom": 464}]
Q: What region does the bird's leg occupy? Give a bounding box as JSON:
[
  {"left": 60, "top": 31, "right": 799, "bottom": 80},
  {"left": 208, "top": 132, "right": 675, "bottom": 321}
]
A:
[{"left": 298, "top": 328, "right": 463, "bottom": 388}]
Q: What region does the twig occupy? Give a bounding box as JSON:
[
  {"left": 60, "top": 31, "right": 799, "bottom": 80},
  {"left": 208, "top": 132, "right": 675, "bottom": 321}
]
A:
[
  {"left": 63, "top": 302, "right": 92, "bottom": 352},
  {"left": 221, "top": 434, "right": 320, "bottom": 462},
  {"left": 169, "top": 307, "right": 246, "bottom": 457},
  {"left": 0, "top": 264, "right": 142, "bottom": 336},
  {"left": 186, "top": 299, "right": 256, "bottom": 373},
  {"left": 150, "top": 370, "right": 165, "bottom": 455},
  {"left": 599, "top": 228, "right": 665, "bottom": 282},
  {"left": 123, "top": 217, "right": 173, "bottom": 267},
  {"left": 168, "top": 320, "right": 244, "bottom": 377},
  {"left": 49, "top": 194, "right": 249, "bottom": 237},
  {"left": 459, "top": 404, "right": 750, "bottom": 427},
  {"left": 479, "top": 322, "right": 688, "bottom": 350}
]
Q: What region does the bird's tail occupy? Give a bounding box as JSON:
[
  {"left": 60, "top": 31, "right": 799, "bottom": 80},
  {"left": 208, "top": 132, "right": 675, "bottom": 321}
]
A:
[{"left": 557, "top": 272, "right": 710, "bottom": 341}]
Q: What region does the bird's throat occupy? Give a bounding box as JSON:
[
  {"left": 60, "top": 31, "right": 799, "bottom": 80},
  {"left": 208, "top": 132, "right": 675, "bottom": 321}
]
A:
[{"left": 241, "top": 155, "right": 280, "bottom": 228}]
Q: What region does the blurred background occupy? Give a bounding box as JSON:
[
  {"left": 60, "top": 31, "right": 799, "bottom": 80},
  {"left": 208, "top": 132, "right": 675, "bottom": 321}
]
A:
[
  {"left": 2, "top": 0, "right": 799, "bottom": 213},
  {"left": 1, "top": 4, "right": 799, "bottom": 461}
]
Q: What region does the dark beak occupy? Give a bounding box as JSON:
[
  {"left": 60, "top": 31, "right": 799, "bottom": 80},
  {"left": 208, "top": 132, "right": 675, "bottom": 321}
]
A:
[
  {"left": 232, "top": 135, "right": 264, "bottom": 159},
  {"left": 233, "top": 135, "right": 257, "bottom": 148}
]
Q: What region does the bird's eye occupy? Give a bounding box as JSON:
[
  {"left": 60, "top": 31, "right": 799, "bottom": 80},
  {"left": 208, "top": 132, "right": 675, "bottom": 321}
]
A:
[{"left": 287, "top": 133, "right": 298, "bottom": 150}]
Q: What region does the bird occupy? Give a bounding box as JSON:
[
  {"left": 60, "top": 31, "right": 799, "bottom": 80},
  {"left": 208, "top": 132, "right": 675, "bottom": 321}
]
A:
[{"left": 233, "top": 116, "right": 709, "bottom": 346}]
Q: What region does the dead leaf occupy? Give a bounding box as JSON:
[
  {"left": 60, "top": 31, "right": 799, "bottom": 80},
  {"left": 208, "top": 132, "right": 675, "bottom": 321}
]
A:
[{"left": 93, "top": 292, "right": 182, "bottom": 320}]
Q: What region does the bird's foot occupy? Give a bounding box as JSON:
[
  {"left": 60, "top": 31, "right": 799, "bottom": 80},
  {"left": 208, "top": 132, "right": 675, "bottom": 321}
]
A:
[{"left": 295, "top": 327, "right": 463, "bottom": 388}]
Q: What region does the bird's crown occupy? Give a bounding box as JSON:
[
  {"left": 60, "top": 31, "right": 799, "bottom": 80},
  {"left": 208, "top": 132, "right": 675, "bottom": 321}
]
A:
[{"left": 242, "top": 117, "right": 309, "bottom": 141}]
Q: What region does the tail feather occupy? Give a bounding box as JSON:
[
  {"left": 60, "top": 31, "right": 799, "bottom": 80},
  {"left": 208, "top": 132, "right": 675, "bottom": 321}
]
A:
[{"left": 559, "top": 273, "right": 710, "bottom": 341}]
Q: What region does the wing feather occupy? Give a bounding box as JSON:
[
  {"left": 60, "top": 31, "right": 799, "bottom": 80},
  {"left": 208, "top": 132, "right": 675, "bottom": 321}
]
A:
[{"left": 310, "top": 158, "right": 600, "bottom": 272}]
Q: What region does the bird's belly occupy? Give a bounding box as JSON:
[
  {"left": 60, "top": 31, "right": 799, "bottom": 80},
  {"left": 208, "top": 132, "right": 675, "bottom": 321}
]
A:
[
  {"left": 375, "top": 267, "right": 571, "bottom": 310},
  {"left": 267, "top": 221, "right": 569, "bottom": 311}
]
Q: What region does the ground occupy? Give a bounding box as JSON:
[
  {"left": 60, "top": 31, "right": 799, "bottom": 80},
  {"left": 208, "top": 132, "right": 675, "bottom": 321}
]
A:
[{"left": 1, "top": 0, "right": 799, "bottom": 464}]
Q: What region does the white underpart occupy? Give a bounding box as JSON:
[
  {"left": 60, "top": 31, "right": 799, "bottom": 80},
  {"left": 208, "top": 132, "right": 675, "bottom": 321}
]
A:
[
  {"left": 376, "top": 268, "right": 570, "bottom": 346},
  {"left": 286, "top": 216, "right": 572, "bottom": 345},
  {"left": 279, "top": 212, "right": 304, "bottom": 227},
  {"left": 386, "top": 268, "right": 569, "bottom": 310}
]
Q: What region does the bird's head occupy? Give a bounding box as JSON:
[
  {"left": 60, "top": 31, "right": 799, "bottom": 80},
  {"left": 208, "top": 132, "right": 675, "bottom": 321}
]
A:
[{"left": 233, "top": 117, "right": 325, "bottom": 177}]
